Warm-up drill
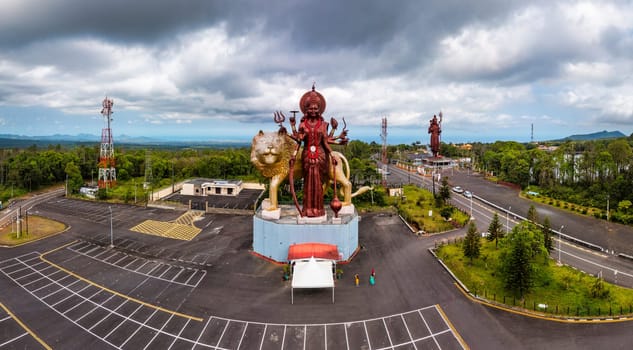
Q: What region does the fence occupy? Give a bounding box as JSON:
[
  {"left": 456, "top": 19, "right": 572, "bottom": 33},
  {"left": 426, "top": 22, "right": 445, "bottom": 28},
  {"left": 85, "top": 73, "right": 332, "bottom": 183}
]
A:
[{"left": 430, "top": 243, "right": 633, "bottom": 319}]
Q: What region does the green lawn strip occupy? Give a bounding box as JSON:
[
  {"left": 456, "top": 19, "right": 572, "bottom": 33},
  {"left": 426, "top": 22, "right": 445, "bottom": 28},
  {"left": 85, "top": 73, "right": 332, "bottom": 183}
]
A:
[
  {"left": 392, "top": 185, "right": 469, "bottom": 233},
  {"left": 437, "top": 240, "right": 633, "bottom": 317},
  {"left": 520, "top": 187, "right": 601, "bottom": 219}
]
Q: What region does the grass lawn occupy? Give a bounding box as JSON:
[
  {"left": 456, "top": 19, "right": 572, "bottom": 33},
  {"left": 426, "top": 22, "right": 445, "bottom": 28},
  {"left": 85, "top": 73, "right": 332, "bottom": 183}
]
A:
[
  {"left": 393, "top": 185, "right": 469, "bottom": 233},
  {"left": 437, "top": 239, "right": 633, "bottom": 317},
  {"left": 0, "top": 215, "right": 67, "bottom": 246},
  {"left": 521, "top": 190, "right": 602, "bottom": 219}
]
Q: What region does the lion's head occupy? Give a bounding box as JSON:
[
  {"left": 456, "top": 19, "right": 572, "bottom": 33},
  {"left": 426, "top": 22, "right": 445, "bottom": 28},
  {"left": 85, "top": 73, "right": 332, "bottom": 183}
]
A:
[{"left": 251, "top": 129, "right": 296, "bottom": 178}]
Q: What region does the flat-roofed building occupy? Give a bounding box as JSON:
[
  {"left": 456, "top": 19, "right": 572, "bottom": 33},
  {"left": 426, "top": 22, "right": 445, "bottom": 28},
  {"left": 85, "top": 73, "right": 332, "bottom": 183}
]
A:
[{"left": 181, "top": 178, "right": 243, "bottom": 197}]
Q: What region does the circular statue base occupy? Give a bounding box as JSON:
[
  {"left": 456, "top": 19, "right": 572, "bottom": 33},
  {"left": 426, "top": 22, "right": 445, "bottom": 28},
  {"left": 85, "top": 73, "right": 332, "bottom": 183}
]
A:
[{"left": 253, "top": 204, "right": 359, "bottom": 263}]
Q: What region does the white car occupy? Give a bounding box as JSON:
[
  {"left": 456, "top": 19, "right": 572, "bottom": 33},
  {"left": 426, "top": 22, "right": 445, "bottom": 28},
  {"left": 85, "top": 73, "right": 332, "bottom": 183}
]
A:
[
  {"left": 481, "top": 232, "right": 491, "bottom": 238},
  {"left": 452, "top": 186, "right": 464, "bottom": 194},
  {"left": 463, "top": 190, "right": 472, "bottom": 198}
]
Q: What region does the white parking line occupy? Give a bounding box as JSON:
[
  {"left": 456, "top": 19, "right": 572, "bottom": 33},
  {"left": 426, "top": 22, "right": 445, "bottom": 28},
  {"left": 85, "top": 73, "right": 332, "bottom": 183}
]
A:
[
  {"left": 157, "top": 265, "right": 172, "bottom": 279},
  {"left": 0, "top": 332, "right": 29, "bottom": 348},
  {"left": 401, "top": 313, "right": 418, "bottom": 350},
  {"left": 382, "top": 318, "right": 394, "bottom": 349},
  {"left": 62, "top": 288, "right": 102, "bottom": 316},
  {"left": 215, "top": 319, "right": 231, "bottom": 349},
  {"left": 363, "top": 321, "right": 372, "bottom": 350},
  {"left": 418, "top": 309, "right": 442, "bottom": 349},
  {"left": 194, "top": 316, "right": 214, "bottom": 349},
  {"left": 122, "top": 257, "right": 140, "bottom": 269},
  {"left": 113, "top": 255, "right": 128, "bottom": 265},
  {"left": 3, "top": 249, "right": 463, "bottom": 349},
  {"left": 143, "top": 313, "right": 175, "bottom": 350},
  {"left": 67, "top": 242, "right": 205, "bottom": 287},
  {"left": 167, "top": 318, "right": 191, "bottom": 350},
  {"left": 103, "top": 303, "right": 144, "bottom": 340},
  {"left": 89, "top": 299, "right": 128, "bottom": 332},
  {"left": 258, "top": 324, "right": 268, "bottom": 350}
]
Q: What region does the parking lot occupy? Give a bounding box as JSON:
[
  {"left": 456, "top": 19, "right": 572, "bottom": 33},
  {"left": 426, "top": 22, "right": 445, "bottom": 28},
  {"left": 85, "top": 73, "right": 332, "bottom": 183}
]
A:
[{"left": 2, "top": 196, "right": 633, "bottom": 349}]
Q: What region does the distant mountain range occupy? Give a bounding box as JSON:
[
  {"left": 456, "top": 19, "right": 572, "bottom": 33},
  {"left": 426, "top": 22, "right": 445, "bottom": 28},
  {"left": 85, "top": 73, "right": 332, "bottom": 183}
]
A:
[
  {"left": 554, "top": 130, "right": 627, "bottom": 142},
  {"left": 0, "top": 133, "right": 250, "bottom": 148},
  {"left": 0, "top": 130, "right": 628, "bottom": 148}
]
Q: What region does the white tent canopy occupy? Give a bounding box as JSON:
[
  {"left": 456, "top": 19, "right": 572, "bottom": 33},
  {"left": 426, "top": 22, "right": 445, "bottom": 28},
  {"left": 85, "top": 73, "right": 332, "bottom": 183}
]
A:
[{"left": 291, "top": 257, "right": 335, "bottom": 304}]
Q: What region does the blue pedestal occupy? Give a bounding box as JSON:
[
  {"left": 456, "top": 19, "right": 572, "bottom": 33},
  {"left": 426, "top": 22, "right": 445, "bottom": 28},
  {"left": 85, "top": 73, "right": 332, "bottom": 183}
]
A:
[{"left": 253, "top": 205, "right": 359, "bottom": 262}]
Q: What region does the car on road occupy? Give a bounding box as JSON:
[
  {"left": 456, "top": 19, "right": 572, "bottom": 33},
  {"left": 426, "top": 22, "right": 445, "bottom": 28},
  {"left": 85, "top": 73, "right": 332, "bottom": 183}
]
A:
[
  {"left": 463, "top": 190, "right": 472, "bottom": 198},
  {"left": 481, "top": 231, "right": 491, "bottom": 238},
  {"left": 451, "top": 186, "right": 463, "bottom": 194}
]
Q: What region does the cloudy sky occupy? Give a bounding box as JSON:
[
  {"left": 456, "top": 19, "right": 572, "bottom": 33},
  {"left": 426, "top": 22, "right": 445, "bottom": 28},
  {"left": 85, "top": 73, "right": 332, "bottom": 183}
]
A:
[{"left": 1, "top": 0, "right": 632, "bottom": 144}]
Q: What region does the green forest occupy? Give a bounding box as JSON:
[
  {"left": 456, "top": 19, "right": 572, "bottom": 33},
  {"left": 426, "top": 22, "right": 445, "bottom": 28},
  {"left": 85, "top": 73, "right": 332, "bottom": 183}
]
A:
[
  {"left": 0, "top": 141, "right": 383, "bottom": 205},
  {"left": 2, "top": 135, "right": 633, "bottom": 226}
]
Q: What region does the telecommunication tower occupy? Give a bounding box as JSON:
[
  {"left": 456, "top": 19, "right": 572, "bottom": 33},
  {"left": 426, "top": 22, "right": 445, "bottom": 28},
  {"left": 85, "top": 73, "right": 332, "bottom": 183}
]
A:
[
  {"left": 381, "top": 117, "right": 388, "bottom": 188},
  {"left": 98, "top": 97, "right": 116, "bottom": 189}
]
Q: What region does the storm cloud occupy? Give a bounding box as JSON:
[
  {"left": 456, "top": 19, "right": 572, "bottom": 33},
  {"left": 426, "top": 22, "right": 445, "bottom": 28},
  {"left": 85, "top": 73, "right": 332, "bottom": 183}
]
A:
[{"left": 0, "top": 0, "right": 632, "bottom": 143}]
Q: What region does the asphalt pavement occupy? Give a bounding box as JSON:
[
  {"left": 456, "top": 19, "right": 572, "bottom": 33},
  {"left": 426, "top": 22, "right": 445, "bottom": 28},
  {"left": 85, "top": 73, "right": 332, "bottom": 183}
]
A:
[{"left": 1, "top": 196, "right": 633, "bottom": 349}]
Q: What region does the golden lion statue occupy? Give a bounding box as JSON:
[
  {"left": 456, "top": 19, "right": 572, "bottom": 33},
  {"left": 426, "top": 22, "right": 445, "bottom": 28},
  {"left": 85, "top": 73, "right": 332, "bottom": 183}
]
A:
[{"left": 251, "top": 129, "right": 370, "bottom": 211}]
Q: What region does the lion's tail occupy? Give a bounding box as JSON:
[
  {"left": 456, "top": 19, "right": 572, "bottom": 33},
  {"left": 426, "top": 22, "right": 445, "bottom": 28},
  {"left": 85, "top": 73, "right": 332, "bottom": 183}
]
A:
[
  {"left": 351, "top": 186, "right": 373, "bottom": 198},
  {"left": 333, "top": 151, "right": 350, "bottom": 180}
]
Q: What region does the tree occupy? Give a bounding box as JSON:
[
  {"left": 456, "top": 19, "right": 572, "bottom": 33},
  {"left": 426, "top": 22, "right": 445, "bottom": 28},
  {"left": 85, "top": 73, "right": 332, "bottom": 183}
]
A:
[
  {"left": 526, "top": 205, "right": 539, "bottom": 224},
  {"left": 541, "top": 216, "right": 553, "bottom": 252},
  {"left": 436, "top": 176, "right": 451, "bottom": 207},
  {"left": 440, "top": 206, "right": 454, "bottom": 221},
  {"left": 500, "top": 223, "right": 536, "bottom": 297},
  {"left": 64, "top": 161, "right": 83, "bottom": 194},
  {"left": 487, "top": 212, "right": 504, "bottom": 247},
  {"left": 462, "top": 221, "right": 481, "bottom": 263}
]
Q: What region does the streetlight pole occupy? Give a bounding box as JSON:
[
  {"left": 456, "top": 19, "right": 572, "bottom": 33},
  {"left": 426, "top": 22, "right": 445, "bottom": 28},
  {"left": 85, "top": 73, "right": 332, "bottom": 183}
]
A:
[
  {"left": 506, "top": 206, "right": 511, "bottom": 233},
  {"left": 558, "top": 225, "right": 564, "bottom": 265},
  {"left": 109, "top": 206, "right": 114, "bottom": 248},
  {"left": 470, "top": 192, "right": 473, "bottom": 220}
]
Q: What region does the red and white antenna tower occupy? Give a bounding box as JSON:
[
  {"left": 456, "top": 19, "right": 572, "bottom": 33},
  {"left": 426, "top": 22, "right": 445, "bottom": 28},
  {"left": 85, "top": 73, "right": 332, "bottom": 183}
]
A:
[
  {"left": 98, "top": 97, "right": 116, "bottom": 189},
  {"left": 381, "top": 117, "right": 388, "bottom": 188}
]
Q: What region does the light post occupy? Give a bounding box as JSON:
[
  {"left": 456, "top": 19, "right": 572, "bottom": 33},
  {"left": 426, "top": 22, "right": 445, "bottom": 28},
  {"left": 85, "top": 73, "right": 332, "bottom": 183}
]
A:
[
  {"left": 506, "top": 206, "right": 511, "bottom": 233},
  {"left": 469, "top": 192, "right": 473, "bottom": 220},
  {"left": 558, "top": 225, "right": 564, "bottom": 265},
  {"left": 109, "top": 206, "right": 114, "bottom": 248}
]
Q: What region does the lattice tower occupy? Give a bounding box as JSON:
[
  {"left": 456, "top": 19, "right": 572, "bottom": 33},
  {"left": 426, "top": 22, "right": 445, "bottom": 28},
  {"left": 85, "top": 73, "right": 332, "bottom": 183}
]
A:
[
  {"left": 98, "top": 97, "right": 116, "bottom": 189},
  {"left": 381, "top": 117, "right": 388, "bottom": 188}
]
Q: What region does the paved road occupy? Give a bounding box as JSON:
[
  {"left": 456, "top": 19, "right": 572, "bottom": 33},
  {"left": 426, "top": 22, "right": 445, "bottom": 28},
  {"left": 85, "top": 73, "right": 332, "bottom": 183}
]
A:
[
  {"left": 1, "top": 196, "right": 633, "bottom": 349},
  {"left": 386, "top": 165, "right": 633, "bottom": 288}
]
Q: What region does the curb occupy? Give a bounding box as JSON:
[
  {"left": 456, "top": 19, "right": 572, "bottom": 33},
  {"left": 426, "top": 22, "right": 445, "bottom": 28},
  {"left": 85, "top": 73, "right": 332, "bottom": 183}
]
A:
[{"left": 429, "top": 247, "right": 633, "bottom": 323}]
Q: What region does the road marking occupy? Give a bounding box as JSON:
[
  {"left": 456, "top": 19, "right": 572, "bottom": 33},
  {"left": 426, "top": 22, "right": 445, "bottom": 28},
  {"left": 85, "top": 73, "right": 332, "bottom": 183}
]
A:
[
  {"left": 67, "top": 240, "right": 206, "bottom": 288},
  {"left": 0, "top": 302, "right": 52, "bottom": 350},
  {"left": 557, "top": 245, "right": 633, "bottom": 279},
  {"left": 400, "top": 313, "right": 418, "bottom": 350},
  {"left": 40, "top": 240, "right": 203, "bottom": 321},
  {"left": 436, "top": 304, "right": 470, "bottom": 350},
  {"left": 144, "top": 313, "right": 174, "bottom": 350},
  {"left": 363, "top": 320, "right": 372, "bottom": 350},
  {"left": 418, "top": 308, "right": 441, "bottom": 349}
]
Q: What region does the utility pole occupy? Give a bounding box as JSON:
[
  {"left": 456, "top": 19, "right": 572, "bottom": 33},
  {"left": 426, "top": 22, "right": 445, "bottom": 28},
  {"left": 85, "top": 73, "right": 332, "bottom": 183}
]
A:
[
  {"left": 506, "top": 206, "right": 511, "bottom": 233},
  {"left": 109, "top": 206, "right": 114, "bottom": 248},
  {"left": 558, "top": 225, "right": 564, "bottom": 265}
]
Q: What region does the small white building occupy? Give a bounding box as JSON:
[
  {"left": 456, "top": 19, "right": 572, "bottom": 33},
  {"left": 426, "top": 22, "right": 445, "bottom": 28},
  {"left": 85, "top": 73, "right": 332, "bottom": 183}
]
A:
[{"left": 181, "top": 178, "right": 243, "bottom": 196}]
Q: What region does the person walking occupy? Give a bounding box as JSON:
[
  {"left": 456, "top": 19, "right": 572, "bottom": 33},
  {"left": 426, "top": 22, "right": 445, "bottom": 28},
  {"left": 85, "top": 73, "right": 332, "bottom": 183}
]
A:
[{"left": 354, "top": 274, "right": 360, "bottom": 287}]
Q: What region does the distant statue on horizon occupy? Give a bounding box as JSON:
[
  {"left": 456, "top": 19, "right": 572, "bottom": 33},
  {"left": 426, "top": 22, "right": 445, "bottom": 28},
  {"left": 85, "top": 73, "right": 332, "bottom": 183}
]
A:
[{"left": 428, "top": 112, "right": 442, "bottom": 157}]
